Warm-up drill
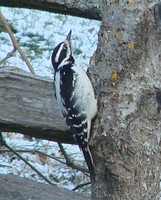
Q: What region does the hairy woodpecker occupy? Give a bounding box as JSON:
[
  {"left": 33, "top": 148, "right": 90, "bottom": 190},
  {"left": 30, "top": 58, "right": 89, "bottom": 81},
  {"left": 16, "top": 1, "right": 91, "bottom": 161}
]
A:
[{"left": 51, "top": 30, "right": 97, "bottom": 181}]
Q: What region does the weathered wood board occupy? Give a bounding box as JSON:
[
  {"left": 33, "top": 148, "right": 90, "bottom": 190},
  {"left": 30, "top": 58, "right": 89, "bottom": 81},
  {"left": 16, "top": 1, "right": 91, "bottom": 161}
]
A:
[{"left": 0, "top": 66, "right": 75, "bottom": 144}]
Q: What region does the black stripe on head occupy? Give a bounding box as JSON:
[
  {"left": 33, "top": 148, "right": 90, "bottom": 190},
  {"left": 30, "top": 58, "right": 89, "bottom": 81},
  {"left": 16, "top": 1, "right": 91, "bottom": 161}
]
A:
[{"left": 51, "top": 42, "right": 63, "bottom": 70}]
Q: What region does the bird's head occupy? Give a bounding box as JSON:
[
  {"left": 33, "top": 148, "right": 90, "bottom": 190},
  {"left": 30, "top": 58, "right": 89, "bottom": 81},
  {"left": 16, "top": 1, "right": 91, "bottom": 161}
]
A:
[{"left": 51, "top": 30, "right": 74, "bottom": 71}]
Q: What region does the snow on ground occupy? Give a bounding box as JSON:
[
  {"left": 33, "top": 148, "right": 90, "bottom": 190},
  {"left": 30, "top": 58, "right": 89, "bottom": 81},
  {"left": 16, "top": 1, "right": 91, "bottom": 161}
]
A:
[
  {"left": 0, "top": 7, "right": 100, "bottom": 77},
  {"left": 0, "top": 132, "right": 90, "bottom": 192},
  {"left": 0, "top": 7, "right": 100, "bottom": 193}
]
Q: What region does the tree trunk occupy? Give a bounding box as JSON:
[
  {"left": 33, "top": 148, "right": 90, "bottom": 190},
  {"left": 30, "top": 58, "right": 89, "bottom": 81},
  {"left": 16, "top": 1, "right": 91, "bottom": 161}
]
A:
[{"left": 91, "top": 1, "right": 161, "bottom": 199}]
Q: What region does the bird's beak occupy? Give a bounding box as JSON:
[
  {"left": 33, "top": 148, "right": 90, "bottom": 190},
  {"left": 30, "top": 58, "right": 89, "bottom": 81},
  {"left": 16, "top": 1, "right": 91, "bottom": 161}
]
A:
[
  {"left": 66, "top": 30, "right": 72, "bottom": 41},
  {"left": 64, "top": 30, "right": 72, "bottom": 46}
]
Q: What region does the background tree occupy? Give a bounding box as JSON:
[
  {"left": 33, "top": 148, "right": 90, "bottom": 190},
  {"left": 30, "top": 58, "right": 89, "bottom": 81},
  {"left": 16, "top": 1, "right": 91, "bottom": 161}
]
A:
[{"left": 0, "top": 0, "right": 161, "bottom": 199}]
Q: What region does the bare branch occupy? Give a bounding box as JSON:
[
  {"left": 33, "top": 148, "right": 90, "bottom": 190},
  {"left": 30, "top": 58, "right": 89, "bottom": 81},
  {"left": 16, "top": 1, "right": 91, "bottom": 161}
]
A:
[
  {"left": 58, "top": 142, "right": 89, "bottom": 174},
  {"left": 0, "top": 133, "right": 56, "bottom": 185},
  {"left": 0, "top": 147, "right": 89, "bottom": 174},
  {"left": 0, "top": 48, "right": 16, "bottom": 65},
  {"left": 0, "top": 148, "right": 66, "bottom": 164},
  {"left": 0, "top": 10, "right": 35, "bottom": 74}
]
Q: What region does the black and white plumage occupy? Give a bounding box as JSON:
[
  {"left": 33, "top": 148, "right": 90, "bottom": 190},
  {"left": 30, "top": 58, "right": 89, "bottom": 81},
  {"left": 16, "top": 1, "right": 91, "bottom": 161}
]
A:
[{"left": 51, "top": 30, "right": 97, "bottom": 180}]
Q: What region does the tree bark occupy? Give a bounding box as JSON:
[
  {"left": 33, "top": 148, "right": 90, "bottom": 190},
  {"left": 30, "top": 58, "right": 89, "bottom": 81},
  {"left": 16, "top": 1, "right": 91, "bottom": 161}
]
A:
[
  {"left": 0, "top": 0, "right": 101, "bottom": 21},
  {"left": 91, "top": 1, "right": 161, "bottom": 199},
  {"left": 0, "top": 66, "right": 75, "bottom": 144}
]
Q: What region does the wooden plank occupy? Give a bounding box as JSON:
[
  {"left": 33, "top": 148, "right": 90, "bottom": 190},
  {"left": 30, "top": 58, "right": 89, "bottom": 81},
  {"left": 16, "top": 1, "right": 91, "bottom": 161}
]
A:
[
  {"left": 0, "top": 174, "right": 90, "bottom": 200},
  {"left": 0, "top": 66, "right": 75, "bottom": 144}
]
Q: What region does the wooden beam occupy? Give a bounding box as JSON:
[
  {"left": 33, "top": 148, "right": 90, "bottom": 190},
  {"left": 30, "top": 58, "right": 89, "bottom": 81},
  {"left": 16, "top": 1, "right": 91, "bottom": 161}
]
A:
[
  {"left": 0, "top": 174, "right": 90, "bottom": 200},
  {"left": 0, "top": 66, "right": 75, "bottom": 144}
]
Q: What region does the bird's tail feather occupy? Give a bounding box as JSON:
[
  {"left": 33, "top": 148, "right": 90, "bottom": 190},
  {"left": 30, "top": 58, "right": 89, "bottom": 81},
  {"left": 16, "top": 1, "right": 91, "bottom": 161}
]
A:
[{"left": 82, "top": 144, "right": 95, "bottom": 181}]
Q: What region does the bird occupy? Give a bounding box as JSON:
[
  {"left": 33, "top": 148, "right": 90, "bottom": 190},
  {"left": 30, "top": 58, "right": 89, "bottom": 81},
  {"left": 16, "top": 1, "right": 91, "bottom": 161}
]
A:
[{"left": 51, "top": 30, "right": 97, "bottom": 181}]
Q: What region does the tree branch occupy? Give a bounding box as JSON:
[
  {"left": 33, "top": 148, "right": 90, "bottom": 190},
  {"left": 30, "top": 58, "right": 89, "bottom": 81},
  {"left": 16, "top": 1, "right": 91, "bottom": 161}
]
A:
[
  {"left": 0, "top": 48, "right": 16, "bottom": 65},
  {"left": 0, "top": 10, "right": 35, "bottom": 74},
  {"left": 0, "top": 133, "right": 55, "bottom": 185},
  {"left": 0, "top": 147, "right": 89, "bottom": 175},
  {"left": 0, "top": 148, "right": 66, "bottom": 165},
  {"left": 58, "top": 142, "right": 89, "bottom": 174}
]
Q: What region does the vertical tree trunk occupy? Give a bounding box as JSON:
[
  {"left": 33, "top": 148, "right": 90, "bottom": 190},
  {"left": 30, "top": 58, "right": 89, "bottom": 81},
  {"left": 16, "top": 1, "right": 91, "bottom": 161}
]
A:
[{"left": 91, "top": 1, "right": 161, "bottom": 199}]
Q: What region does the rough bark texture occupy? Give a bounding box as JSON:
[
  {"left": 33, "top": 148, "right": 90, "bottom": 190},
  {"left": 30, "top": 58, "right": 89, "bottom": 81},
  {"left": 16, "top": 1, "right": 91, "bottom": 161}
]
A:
[
  {"left": 90, "top": 1, "right": 161, "bottom": 199},
  {"left": 0, "top": 174, "right": 90, "bottom": 200},
  {"left": 0, "top": 0, "right": 101, "bottom": 20},
  {"left": 0, "top": 66, "right": 75, "bottom": 144}
]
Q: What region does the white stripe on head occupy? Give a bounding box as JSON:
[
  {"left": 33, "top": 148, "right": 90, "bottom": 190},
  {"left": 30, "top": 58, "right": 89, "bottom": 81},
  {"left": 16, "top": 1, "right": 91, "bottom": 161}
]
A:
[{"left": 55, "top": 43, "right": 64, "bottom": 63}]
